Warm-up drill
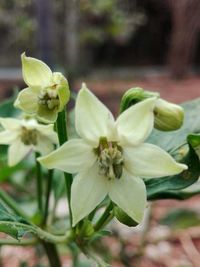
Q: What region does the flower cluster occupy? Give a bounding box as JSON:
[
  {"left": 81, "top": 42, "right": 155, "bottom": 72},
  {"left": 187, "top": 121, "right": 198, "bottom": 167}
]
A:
[
  {"left": 38, "top": 84, "right": 187, "bottom": 226},
  {"left": 0, "top": 54, "right": 187, "bottom": 228}
]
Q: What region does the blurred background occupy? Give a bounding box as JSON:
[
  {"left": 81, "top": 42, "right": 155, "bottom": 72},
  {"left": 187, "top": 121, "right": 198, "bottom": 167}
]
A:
[
  {"left": 1, "top": 0, "right": 200, "bottom": 109},
  {"left": 1, "top": 1, "right": 200, "bottom": 267}
]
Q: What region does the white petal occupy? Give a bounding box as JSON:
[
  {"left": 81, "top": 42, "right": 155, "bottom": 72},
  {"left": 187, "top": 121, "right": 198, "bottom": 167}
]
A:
[
  {"left": 0, "top": 130, "right": 18, "bottom": 144},
  {"left": 116, "top": 98, "right": 156, "bottom": 146},
  {"left": 0, "top": 118, "right": 21, "bottom": 130},
  {"left": 34, "top": 135, "right": 55, "bottom": 156},
  {"left": 14, "top": 87, "right": 38, "bottom": 113},
  {"left": 109, "top": 170, "right": 146, "bottom": 223},
  {"left": 124, "top": 143, "right": 188, "bottom": 179},
  {"left": 8, "top": 140, "right": 31, "bottom": 166},
  {"left": 35, "top": 124, "right": 58, "bottom": 144},
  {"left": 71, "top": 165, "right": 109, "bottom": 226},
  {"left": 21, "top": 53, "right": 52, "bottom": 87},
  {"left": 38, "top": 139, "right": 96, "bottom": 173},
  {"left": 75, "top": 84, "right": 115, "bottom": 146}
]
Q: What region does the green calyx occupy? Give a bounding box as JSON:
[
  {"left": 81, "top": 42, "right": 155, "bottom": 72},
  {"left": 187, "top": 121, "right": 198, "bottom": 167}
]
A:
[{"left": 95, "top": 137, "right": 123, "bottom": 180}]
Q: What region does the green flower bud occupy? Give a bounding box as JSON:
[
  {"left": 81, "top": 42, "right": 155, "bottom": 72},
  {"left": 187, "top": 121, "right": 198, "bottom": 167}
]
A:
[
  {"left": 120, "top": 87, "right": 159, "bottom": 113},
  {"left": 113, "top": 206, "right": 139, "bottom": 227},
  {"left": 154, "top": 99, "right": 184, "bottom": 131}
]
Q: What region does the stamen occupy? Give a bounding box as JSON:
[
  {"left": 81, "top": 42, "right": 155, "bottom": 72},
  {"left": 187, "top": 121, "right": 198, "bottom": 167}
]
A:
[
  {"left": 21, "top": 126, "right": 37, "bottom": 146},
  {"left": 96, "top": 138, "right": 123, "bottom": 180},
  {"left": 38, "top": 87, "right": 59, "bottom": 110}
]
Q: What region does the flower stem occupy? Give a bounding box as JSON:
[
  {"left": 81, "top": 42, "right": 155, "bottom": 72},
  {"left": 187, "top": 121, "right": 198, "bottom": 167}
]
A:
[
  {"left": 43, "top": 169, "right": 53, "bottom": 226},
  {"left": 56, "top": 110, "right": 73, "bottom": 227},
  {"left": 0, "top": 188, "right": 29, "bottom": 220},
  {"left": 42, "top": 241, "right": 62, "bottom": 267},
  {"left": 94, "top": 202, "right": 113, "bottom": 231},
  {"left": 35, "top": 152, "right": 43, "bottom": 216},
  {"left": 0, "top": 238, "right": 37, "bottom": 246}
]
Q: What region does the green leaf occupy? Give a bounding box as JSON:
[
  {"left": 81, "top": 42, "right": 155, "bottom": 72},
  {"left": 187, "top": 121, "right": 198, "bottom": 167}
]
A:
[
  {"left": 148, "top": 97, "right": 200, "bottom": 151},
  {"left": 113, "top": 207, "right": 139, "bottom": 227},
  {"left": 146, "top": 137, "right": 200, "bottom": 200},
  {"left": 0, "top": 96, "right": 19, "bottom": 118},
  {"left": 160, "top": 208, "right": 200, "bottom": 230},
  {"left": 89, "top": 230, "right": 111, "bottom": 244},
  {"left": 0, "top": 203, "right": 32, "bottom": 240},
  {"left": 0, "top": 161, "right": 26, "bottom": 183}
]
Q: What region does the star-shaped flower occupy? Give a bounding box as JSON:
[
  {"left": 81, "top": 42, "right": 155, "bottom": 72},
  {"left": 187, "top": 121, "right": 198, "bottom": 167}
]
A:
[
  {"left": 14, "top": 53, "right": 70, "bottom": 123},
  {"left": 38, "top": 84, "right": 187, "bottom": 226},
  {"left": 0, "top": 117, "right": 58, "bottom": 166}
]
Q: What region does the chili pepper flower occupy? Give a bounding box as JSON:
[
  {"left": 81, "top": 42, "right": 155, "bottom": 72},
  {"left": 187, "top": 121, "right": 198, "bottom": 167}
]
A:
[
  {"left": 38, "top": 84, "right": 187, "bottom": 226},
  {"left": 14, "top": 53, "right": 70, "bottom": 123},
  {"left": 0, "top": 117, "right": 58, "bottom": 166}
]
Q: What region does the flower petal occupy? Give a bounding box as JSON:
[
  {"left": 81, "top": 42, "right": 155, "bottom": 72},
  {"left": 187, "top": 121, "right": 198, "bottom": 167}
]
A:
[
  {"left": 8, "top": 140, "right": 30, "bottom": 166},
  {"left": 14, "top": 88, "right": 38, "bottom": 113},
  {"left": 0, "top": 130, "right": 18, "bottom": 144},
  {"left": 75, "top": 84, "right": 115, "bottom": 146},
  {"left": 116, "top": 98, "right": 156, "bottom": 146},
  {"left": 124, "top": 143, "right": 188, "bottom": 179},
  {"left": 0, "top": 118, "right": 21, "bottom": 130},
  {"left": 52, "top": 72, "right": 70, "bottom": 111},
  {"left": 35, "top": 135, "right": 55, "bottom": 155},
  {"left": 21, "top": 53, "right": 52, "bottom": 87},
  {"left": 71, "top": 165, "right": 109, "bottom": 226},
  {"left": 34, "top": 124, "right": 58, "bottom": 144},
  {"left": 38, "top": 139, "right": 96, "bottom": 173},
  {"left": 109, "top": 170, "right": 146, "bottom": 223},
  {"left": 37, "top": 105, "right": 58, "bottom": 123}
]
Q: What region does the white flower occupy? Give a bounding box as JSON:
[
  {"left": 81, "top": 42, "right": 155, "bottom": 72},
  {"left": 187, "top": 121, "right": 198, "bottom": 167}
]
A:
[
  {"left": 14, "top": 53, "right": 70, "bottom": 123},
  {"left": 0, "top": 117, "right": 58, "bottom": 166},
  {"left": 38, "top": 84, "right": 187, "bottom": 226}
]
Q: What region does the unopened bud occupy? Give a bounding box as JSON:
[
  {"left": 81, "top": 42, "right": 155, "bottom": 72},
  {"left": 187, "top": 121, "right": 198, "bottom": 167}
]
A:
[
  {"left": 154, "top": 99, "right": 184, "bottom": 131},
  {"left": 120, "top": 87, "right": 159, "bottom": 113}
]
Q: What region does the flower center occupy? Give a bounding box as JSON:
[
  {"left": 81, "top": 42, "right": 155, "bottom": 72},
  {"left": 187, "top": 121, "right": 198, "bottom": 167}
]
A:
[
  {"left": 20, "top": 126, "right": 37, "bottom": 146},
  {"left": 95, "top": 137, "right": 123, "bottom": 180},
  {"left": 38, "top": 87, "right": 59, "bottom": 110}
]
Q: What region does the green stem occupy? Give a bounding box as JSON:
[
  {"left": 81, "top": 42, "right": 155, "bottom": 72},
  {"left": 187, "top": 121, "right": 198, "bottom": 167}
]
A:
[
  {"left": 0, "top": 221, "right": 71, "bottom": 244},
  {"left": 35, "top": 153, "right": 43, "bottom": 216},
  {"left": 42, "top": 241, "right": 62, "bottom": 267},
  {"left": 0, "top": 238, "right": 37, "bottom": 246},
  {"left": 0, "top": 189, "right": 29, "bottom": 220},
  {"left": 85, "top": 248, "right": 110, "bottom": 267},
  {"left": 94, "top": 202, "right": 113, "bottom": 231},
  {"left": 56, "top": 110, "right": 73, "bottom": 227},
  {"left": 43, "top": 170, "right": 53, "bottom": 226}
]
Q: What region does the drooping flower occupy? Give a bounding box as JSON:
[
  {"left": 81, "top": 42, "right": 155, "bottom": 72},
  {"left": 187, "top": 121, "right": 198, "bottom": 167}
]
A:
[
  {"left": 38, "top": 84, "right": 187, "bottom": 226},
  {"left": 14, "top": 53, "right": 70, "bottom": 123},
  {"left": 0, "top": 117, "right": 58, "bottom": 166}
]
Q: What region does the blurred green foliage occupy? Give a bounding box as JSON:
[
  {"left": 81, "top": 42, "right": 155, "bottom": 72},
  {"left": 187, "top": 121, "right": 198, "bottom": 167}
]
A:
[
  {"left": 0, "top": 0, "right": 36, "bottom": 64},
  {"left": 80, "top": 0, "right": 145, "bottom": 44},
  {"left": 0, "top": 0, "right": 145, "bottom": 66}
]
